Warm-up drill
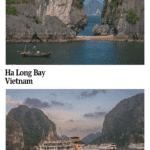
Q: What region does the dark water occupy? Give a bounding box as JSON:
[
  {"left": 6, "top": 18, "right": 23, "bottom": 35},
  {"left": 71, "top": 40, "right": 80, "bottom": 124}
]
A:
[
  {"left": 87, "top": 148, "right": 144, "bottom": 150},
  {"left": 6, "top": 16, "right": 144, "bottom": 65},
  {"left": 116, "top": 148, "right": 144, "bottom": 150},
  {"left": 78, "top": 16, "right": 101, "bottom": 36},
  {"left": 88, "top": 148, "right": 144, "bottom": 150},
  {"left": 6, "top": 42, "right": 144, "bottom": 65}
]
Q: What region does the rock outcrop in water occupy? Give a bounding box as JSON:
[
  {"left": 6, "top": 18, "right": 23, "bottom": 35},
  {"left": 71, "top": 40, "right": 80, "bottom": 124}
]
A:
[
  {"left": 90, "top": 93, "right": 144, "bottom": 147},
  {"left": 92, "top": 24, "right": 109, "bottom": 35},
  {"left": 6, "top": 0, "right": 88, "bottom": 42},
  {"left": 7, "top": 105, "right": 59, "bottom": 148},
  {"left": 100, "top": 0, "right": 144, "bottom": 40}
]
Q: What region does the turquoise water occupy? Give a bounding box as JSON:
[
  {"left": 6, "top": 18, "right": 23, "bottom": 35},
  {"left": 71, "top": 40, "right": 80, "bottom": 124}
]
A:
[
  {"left": 6, "top": 16, "right": 144, "bottom": 65},
  {"left": 78, "top": 16, "right": 101, "bottom": 36}
]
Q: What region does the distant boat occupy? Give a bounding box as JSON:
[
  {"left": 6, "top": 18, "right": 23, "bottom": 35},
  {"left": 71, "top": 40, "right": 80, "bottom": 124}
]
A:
[
  {"left": 20, "top": 45, "right": 52, "bottom": 57},
  {"left": 99, "top": 143, "right": 117, "bottom": 150},
  {"left": 85, "top": 143, "right": 117, "bottom": 150}
]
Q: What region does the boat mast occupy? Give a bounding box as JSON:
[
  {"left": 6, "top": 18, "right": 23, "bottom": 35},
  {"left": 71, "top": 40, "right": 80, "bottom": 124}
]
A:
[{"left": 24, "top": 45, "right": 26, "bottom": 52}]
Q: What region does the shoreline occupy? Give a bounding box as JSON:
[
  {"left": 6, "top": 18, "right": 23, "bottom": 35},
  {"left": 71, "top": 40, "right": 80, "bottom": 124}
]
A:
[{"left": 6, "top": 35, "right": 144, "bottom": 43}]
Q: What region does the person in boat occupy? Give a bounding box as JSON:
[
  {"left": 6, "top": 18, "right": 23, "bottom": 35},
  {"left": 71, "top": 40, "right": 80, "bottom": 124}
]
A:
[{"left": 32, "top": 46, "right": 37, "bottom": 53}]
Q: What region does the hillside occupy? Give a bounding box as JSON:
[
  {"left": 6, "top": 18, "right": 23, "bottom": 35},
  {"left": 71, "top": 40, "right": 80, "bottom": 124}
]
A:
[
  {"left": 90, "top": 93, "right": 144, "bottom": 147},
  {"left": 7, "top": 105, "right": 59, "bottom": 148},
  {"left": 6, "top": 116, "right": 24, "bottom": 150},
  {"left": 82, "top": 132, "right": 101, "bottom": 145},
  {"left": 100, "top": 0, "right": 144, "bottom": 40}
]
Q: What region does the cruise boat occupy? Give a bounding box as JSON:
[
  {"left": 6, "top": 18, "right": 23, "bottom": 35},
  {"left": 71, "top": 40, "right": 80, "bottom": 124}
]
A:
[
  {"left": 37, "top": 137, "right": 84, "bottom": 150},
  {"left": 85, "top": 143, "right": 116, "bottom": 150},
  {"left": 98, "top": 143, "right": 117, "bottom": 150},
  {"left": 70, "top": 137, "right": 84, "bottom": 150},
  {"left": 38, "top": 140, "right": 75, "bottom": 150}
]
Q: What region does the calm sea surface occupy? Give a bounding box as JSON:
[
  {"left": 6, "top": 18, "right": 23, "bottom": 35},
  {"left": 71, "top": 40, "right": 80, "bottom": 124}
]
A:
[
  {"left": 6, "top": 16, "right": 144, "bottom": 65},
  {"left": 87, "top": 148, "right": 144, "bottom": 150},
  {"left": 78, "top": 16, "right": 101, "bottom": 36},
  {"left": 116, "top": 149, "right": 144, "bottom": 150}
]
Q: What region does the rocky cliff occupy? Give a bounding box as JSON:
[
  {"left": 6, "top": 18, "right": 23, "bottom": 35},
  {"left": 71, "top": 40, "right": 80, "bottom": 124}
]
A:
[
  {"left": 90, "top": 93, "right": 144, "bottom": 147},
  {"left": 82, "top": 132, "right": 101, "bottom": 146},
  {"left": 6, "top": 0, "right": 88, "bottom": 42},
  {"left": 6, "top": 116, "right": 24, "bottom": 150},
  {"left": 7, "top": 105, "right": 59, "bottom": 148},
  {"left": 100, "top": 0, "right": 144, "bottom": 40}
]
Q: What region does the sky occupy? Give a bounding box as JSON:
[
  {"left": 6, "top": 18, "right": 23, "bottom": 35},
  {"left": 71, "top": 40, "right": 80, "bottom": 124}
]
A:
[
  {"left": 84, "top": 0, "right": 104, "bottom": 5},
  {"left": 6, "top": 89, "right": 144, "bottom": 138}
]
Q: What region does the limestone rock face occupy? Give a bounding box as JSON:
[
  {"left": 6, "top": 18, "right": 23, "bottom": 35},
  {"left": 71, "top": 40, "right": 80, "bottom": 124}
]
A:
[
  {"left": 92, "top": 24, "right": 109, "bottom": 36},
  {"left": 90, "top": 93, "right": 144, "bottom": 146},
  {"left": 7, "top": 105, "right": 59, "bottom": 148},
  {"left": 101, "top": 0, "right": 144, "bottom": 38},
  {"left": 6, "top": 0, "right": 88, "bottom": 40},
  {"left": 6, "top": 116, "right": 24, "bottom": 150},
  {"left": 36, "top": 0, "right": 73, "bottom": 25}
]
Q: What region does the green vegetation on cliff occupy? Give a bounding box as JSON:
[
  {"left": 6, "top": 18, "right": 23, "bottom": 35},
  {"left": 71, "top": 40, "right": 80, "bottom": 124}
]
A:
[
  {"left": 36, "top": 18, "right": 42, "bottom": 24},
  {"left": 74, "top": 0, "right": 85, "bottom": 10},
  {"left": 22, "top": 0, "right": 28, "bottom": 4},
  {"left": 62, "top": 24, "right": 67, "bottom": 28},
  {"left": 127, "top": 10, "right": 139, "bottom": 24},
  {"left": 107, "top": 13, "right": 111, "bottom": 18},
  {"left": 142, "top": 7, "right": 144, "bottom": 12},
  {"left": 6, "top": 0, "right": 20, "bottom": 5},
  {"left": 6, "top": 6, "right": 17, "bottom": 15},
  {"left": 109, "top": 0, "right": 123, "bottom": 10},
  {"left": 7, "top": 105, "right": 58, "bottom": 148},
  {"left": 6, "top": 0, "right": 34, "bottom": 16},
  {"left": 101, "top": 0, "right": 123, "bottom": 19},
  {"left": 25, "top": 24, "right": 30, "bottom": 29}
]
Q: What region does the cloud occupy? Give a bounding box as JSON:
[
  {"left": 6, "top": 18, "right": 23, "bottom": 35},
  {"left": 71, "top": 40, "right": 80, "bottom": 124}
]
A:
[
  {"left": 6, "top": 95, "right": 23, "bottom": 106},
  {"left": 67, "top": 119, "right": 75, "bottom": 123},
  {"left": 50, "top": 101, "right": 72, "bottom": 109},
  {"left": 51, "top": 101, "right": 65, "bottom": 106},
  {"left": 83, "top": 111, "right": 107, "bottom": 118},
  {"left": 42, "top": 110, "right": 104, "bottom": 139},
  {"left": 24, "top": 98, "right": 72, "bottom": 109},
  {"left": 50, "top": 94, "right": 56, "bottom": 96},
  {"left": 78, "top": 90, "right": 106, "bottom": 99},
  {"left": 24, "top": 98, "right": 50, "bottom": 108},
  {"left": 96, "top": 106, "right": 101, "bottom": 110}
]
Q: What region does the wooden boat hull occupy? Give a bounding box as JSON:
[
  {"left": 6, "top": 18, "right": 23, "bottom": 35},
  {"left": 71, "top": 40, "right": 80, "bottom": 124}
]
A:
[{"left": 20, "top": 52, "right": 52, "bottom": 57}]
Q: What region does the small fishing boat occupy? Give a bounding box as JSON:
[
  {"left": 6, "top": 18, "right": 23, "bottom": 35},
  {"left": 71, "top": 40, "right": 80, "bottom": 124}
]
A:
[{"left": 20, "top": 45, "right": 52, "bottom": 57}]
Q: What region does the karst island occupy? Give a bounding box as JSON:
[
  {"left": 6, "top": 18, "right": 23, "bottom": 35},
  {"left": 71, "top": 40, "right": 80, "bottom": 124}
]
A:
[{"left": 6, "top": 0, "right": 144, "bottom": 65}]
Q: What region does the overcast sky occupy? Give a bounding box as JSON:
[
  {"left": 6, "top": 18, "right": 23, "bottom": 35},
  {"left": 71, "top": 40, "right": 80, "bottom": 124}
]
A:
[{"left": 6, "top": 89, "right": 144, "bottom": 138}]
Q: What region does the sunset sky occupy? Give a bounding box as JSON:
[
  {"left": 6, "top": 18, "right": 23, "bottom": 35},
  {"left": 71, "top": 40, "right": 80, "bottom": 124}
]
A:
[{"left": 6, "top": 89, "right": 144, "bottom": 138}]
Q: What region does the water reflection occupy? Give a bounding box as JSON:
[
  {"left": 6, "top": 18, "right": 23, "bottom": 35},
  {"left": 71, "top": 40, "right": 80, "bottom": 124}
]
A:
[{"left": 6, "top": 41, "right": 144, "bottom": 65}]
